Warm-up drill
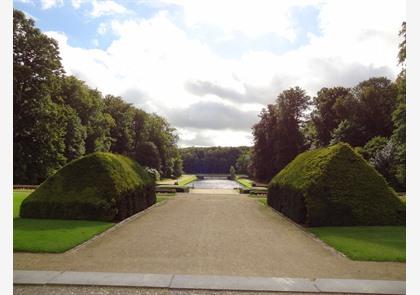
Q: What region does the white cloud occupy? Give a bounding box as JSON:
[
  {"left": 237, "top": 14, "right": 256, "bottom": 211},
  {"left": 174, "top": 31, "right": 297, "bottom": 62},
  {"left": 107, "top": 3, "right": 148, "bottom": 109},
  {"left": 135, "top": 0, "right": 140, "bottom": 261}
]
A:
[
  {"left": 15, "top": 0, "right": 34, "bottom": 4},
  {"left": 40, "top": 0, "right": 63, "bottom": 9},
  {"left": 161, "top": 0, "right": 321, "bottom": 41},
  {"left": 177, "top": 128, "right": 253, "bottom": 147},
  {"left": 71, "top": 0, "right": 84, "bottom": 9},
  {"left": 91, "top": 0, "right": 128, "bottom": 17},
  {"left": 46, "top": 0, "right": 405, "bottom": 146}
]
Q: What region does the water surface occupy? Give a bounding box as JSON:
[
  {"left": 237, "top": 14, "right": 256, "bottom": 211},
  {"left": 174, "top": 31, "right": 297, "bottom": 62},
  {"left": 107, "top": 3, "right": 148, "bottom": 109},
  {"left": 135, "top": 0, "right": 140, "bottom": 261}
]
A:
[{"left": 187, "top": 179, "right": 243, "bottom": 189}]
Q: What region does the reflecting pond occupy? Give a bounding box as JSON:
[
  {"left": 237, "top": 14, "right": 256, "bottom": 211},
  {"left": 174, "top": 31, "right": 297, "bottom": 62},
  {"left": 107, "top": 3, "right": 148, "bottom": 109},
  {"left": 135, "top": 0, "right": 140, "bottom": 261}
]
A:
[{"left": 187, "top": 179, "right": 243, "bottom": 189}]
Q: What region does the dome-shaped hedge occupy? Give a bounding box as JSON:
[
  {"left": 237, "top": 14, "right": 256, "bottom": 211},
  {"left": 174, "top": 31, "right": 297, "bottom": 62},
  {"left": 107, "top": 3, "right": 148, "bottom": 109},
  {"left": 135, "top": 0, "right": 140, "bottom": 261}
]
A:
[
  {"left": 20, "top": 152, "right": 155, "bottom": 221},
  {"left": 268, "top": 143, "right": 405, "bottom": 226}
]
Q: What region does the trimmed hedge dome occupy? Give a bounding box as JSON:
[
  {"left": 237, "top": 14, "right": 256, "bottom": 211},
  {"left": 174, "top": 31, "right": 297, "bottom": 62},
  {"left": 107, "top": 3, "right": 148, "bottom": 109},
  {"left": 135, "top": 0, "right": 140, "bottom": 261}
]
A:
[
  {"left": 268, "top": 143, "right": 405, "bottom": 226},
  {"left": 20, "top": 152, "right": 156, "bottom": 221}
]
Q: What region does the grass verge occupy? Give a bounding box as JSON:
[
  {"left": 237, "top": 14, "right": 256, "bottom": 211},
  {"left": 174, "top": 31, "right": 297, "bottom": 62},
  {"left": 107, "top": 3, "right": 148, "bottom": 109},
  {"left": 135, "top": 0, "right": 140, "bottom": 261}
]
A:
[
  {"left": 309, "top": 226, "right": 405, "bottom": 262},
  {"left": 13, "top": 191, "right": 114, "bottom": 253},
  {"left": 257, "top": 198, "right": 267, "bottom": 206},
  {"left": 14, "top": 219, "right": 114, "bottom": 253},
  {"left": 13, "top": 190, "right": 31, "bottom": 218},
  {"left": 156, "top": 178, "right": 176, "bottom": 185},
  {"left": 177, "top": 174, "right": 197, "bottom": 186},
  {"left": 236, "top": 178, "right": 253, "bottom": 188}
]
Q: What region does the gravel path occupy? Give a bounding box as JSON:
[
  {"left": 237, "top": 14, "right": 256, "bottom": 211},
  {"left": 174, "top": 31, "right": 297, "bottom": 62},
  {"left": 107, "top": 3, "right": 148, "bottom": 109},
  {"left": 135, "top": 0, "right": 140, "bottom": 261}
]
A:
[{"left": 14, "top": 193, "right": 405, "bottom": 280}]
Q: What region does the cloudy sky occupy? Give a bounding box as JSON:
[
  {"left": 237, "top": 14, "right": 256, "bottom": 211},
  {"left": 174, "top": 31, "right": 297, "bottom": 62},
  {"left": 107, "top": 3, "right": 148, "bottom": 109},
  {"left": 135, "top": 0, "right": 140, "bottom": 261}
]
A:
[{"left": 14, "top": 0, "right": 405, "bottom": 147}]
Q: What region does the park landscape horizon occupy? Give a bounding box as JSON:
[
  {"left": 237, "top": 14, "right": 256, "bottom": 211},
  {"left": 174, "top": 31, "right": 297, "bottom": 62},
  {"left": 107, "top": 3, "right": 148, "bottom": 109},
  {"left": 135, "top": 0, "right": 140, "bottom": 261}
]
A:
[{"left": 12, "top": 1, "right": 407, "bottom": 294}]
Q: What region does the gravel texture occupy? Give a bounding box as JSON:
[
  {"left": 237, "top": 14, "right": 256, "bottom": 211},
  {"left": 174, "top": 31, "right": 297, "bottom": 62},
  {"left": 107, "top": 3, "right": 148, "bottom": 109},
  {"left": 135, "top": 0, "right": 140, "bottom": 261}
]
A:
[
  {"left": 14, "top": 193, "right": 405, "bottom": 280},
  {"left": 13, "top": 285, "right": 359, "bottom": 295}
]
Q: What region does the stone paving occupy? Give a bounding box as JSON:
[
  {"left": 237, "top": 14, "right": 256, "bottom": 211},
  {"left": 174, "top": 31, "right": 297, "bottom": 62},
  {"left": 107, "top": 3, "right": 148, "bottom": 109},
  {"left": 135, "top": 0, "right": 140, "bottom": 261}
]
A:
[
  {"left": 14, "top": 270, "right": 405, "bottom": 294},
  {"left": 13, "top": 285, "right": 357, "bottom": 295}
]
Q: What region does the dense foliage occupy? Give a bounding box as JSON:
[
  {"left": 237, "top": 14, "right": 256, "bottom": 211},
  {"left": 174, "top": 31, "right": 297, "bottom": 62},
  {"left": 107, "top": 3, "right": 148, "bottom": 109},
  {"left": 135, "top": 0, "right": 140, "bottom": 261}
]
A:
[
  {"left": 251, "top": 87, "right": 310, "bottom": 182},
  {"left": 251, "top": 23, "right": 406, "bottom": 191},
  {"left": 179, "top": 146, "right": 250, "bottom": 174},
  {"left": 268, "top": 143, "right": 405, "bottom": 226},
  {"left": 20, "top": 152, "right": 155, "bottom": 221},
  {"left": 13, "top": 10, "right": 181, "bottom": 184}
]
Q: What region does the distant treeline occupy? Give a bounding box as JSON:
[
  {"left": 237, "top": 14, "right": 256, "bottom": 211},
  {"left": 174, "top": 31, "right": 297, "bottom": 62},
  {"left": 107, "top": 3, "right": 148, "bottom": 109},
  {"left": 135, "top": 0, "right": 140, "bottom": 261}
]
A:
[
  {"left": 13, "top": 10, "right": 181, "bottom": 184},
  {"left": 180, "top": 147, "right": 251, "bottom": 174}
]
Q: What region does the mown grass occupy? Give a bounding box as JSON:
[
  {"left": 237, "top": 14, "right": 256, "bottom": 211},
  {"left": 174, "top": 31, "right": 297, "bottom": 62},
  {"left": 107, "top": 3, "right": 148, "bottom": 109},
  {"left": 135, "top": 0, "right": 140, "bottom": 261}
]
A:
[
  {"left": 13, "top": 190, "right": 31, "bottom": 218},
  {"left": 309, "top": 226, "right": 406, "bottom": 262},
  {"left": 13, "top": 191, "right": 114, "bottom": 253},
  {"left": 177, "top": 174, "right": 197, "bottom": 186},
  {"left": 236, "top": 178, "right": 253, "bottom": 188},
  {"left": 14, "top": 219, "right": 114, "bottom": 253},
  {"left": 257, "top": 197, "right": 267, "bottom": 206},
  {"left": 156, "top": 178, "right": 176, "bottom": 185}
]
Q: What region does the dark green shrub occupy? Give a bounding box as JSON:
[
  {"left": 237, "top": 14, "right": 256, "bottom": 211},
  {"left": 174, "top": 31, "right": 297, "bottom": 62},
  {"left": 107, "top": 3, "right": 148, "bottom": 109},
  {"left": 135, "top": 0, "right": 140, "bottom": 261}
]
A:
[
  {"left": 239, "top": 187, "right": 267, "bottom": 195},
  {"left": 239, "top": 187, "right": 251, "bottom": 194},
  {"left": 268, "top": 143, "right": 405, "bottom": 226},
  {"left": 20, "top": 152, "right": 155, "bottom": 222},
  {"left": 156, "top": 185, "right": 190, "bottom": 192},
  {"left": 134, "top": 141, "right": 161, "bottom": 171}
]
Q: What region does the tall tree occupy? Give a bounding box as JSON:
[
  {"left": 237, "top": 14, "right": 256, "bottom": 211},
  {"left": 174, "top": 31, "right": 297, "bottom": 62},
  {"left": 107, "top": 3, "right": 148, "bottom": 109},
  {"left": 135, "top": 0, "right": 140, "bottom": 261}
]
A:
[
  {"left": 329, "top": 77, "right": 397, "bottom": 147},
  {"left": 351, "top": 77, "right": 397, "bottom": 141},
  {"left": 173, "top": 156, "right": 183, "bottom": 178},
  {"left": 391, "top": 21, "right": 406, "bottom": 190},
  {"left": 103, "top": 95, "right": 136, "bottom": 155},
  {"left": 311, "top": 87, "right": 350, "bottom": 146},
  {"left": 62, "top": 105, "right": 86, "bottom": 162},
  {"left": 251, "top": 104, "right": 278, "bottom": 181},
  {"left": 13, "top": 9, "right": 67, "bottom": 183},
  {"left": 60, "top": 76, "right": 114, "bottom": 153},
  {"left": 132, "top": 109, "right": 149, "bottom": 152},
  {"left": 146, "top": 114, "right": 179, "bottom": 178},
  {"left": 251, "top": 87, "right": 310, "bottom": 182},
  {"left": 235, "top": 148, "right": 252, "bottom": 175},
  {"left": 134, "top": 141, "right": 161, "bottom": 170}
]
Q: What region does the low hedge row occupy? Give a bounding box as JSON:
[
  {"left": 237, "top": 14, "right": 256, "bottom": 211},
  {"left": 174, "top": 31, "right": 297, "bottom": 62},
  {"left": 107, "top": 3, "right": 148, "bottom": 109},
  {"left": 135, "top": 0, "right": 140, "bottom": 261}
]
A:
[
  {"left": 156, "top": 185, "right": 190, "bottom": 192},
  {"left": 239, "top": 187, "right": 267, "bottom": 195}
]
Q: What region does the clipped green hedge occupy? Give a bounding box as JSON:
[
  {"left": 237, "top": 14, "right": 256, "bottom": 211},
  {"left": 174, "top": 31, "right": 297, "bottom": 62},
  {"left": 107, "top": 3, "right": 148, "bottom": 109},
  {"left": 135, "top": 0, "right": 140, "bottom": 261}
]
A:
[
  {"left": 20, "top": 152, "right": 155, "bottom": 222},
  {"left": 268, "top": 143, "right": 405, "bottom": 226},
  {"left": 239, "top": 187, "right": 267, "bottom": 195},
  {"left": 156, "top": 185, "right": 190, "bottom": 192}
]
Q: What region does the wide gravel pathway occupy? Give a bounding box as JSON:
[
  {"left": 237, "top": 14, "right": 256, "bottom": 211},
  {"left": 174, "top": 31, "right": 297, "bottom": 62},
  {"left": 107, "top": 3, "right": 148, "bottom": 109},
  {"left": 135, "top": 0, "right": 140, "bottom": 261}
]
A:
[{"left": 14, "top": 192, "right": 405, "bottom": 280}]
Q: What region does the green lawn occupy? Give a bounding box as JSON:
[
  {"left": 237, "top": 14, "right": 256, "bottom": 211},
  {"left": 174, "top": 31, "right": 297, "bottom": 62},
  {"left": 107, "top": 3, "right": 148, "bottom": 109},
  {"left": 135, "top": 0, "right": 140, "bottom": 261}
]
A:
[
  {"left": 236, "top": 178, "right": 253, "bottom": 188},
  {"left": 309, "top": 226, "right": 406, "bottom": 262},
  {"left": 14, "top": 219, "right": 113, "bottom": 253},
  {"left": 13, "top": 190, "right": 31, "bottom": 218},
  {"left": 177, "top": 174, "right": 197, "bottom": 186},
  {"left": 13, "top": 191, "right": 114, "bottom": 253},
  {"left": 257, "top": 197, "right": 267, "bottom": 206}
]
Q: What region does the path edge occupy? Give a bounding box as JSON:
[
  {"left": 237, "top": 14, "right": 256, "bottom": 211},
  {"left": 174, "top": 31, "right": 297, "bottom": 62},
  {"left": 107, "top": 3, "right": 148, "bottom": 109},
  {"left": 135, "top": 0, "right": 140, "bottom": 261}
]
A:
[{"left": 13, "top": 271, "right": 406, "bottom": 294}]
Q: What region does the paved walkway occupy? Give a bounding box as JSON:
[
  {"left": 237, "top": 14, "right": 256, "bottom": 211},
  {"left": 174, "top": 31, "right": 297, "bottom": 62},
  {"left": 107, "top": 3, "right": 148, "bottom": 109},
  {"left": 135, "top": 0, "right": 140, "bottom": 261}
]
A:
[
  {"left": 14, "top": 193, "right": 405, "bottom": 280},
  {"left": 14, "top": 271, "right": 405, "bottom": 294},
  {"left": 11, "top": 285, "right": 368, "bottom": 295}
]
